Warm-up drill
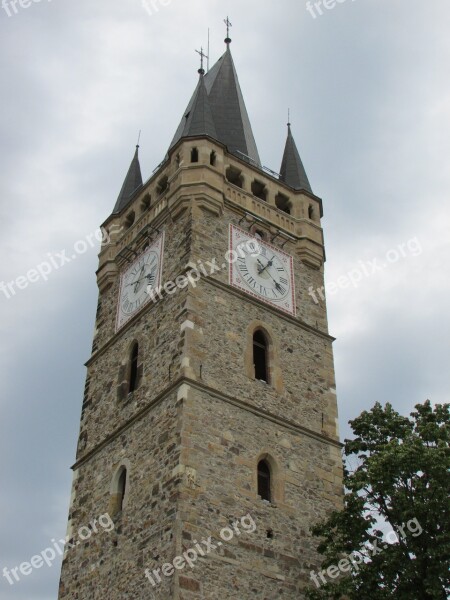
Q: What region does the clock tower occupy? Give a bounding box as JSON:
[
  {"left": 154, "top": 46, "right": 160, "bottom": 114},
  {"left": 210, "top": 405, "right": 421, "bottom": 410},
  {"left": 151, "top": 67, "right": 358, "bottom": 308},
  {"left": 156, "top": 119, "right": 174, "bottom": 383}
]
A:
[{"left": 58, "top": 33, "right": 343, "bottom": 599}]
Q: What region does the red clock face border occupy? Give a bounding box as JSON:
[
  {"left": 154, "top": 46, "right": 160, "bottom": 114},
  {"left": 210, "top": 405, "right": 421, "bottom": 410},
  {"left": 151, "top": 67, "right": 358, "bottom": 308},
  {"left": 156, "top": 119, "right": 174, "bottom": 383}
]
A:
[{"left": 229, "top": 224, "right": 296, "bottom": 317}]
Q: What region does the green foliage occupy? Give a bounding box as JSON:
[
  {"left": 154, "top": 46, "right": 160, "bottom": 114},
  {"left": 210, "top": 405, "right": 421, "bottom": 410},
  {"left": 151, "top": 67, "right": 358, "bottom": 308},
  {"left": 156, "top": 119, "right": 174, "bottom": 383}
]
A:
[{"left": 306, "top": 401, "right": 450, "bottom": 600}]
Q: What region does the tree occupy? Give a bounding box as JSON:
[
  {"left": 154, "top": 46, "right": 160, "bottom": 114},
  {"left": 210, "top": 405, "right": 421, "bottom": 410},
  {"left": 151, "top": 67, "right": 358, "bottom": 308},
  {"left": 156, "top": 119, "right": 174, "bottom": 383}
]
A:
[{"left": 306, "top": 400, "right": 450, "bottom": 600}]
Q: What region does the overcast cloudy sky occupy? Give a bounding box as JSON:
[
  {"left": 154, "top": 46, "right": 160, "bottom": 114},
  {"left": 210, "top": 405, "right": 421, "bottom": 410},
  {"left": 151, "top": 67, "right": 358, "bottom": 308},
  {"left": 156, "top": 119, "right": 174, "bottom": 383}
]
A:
[{"left": 1, "top": 0, "right": 449, "bottom": 598}]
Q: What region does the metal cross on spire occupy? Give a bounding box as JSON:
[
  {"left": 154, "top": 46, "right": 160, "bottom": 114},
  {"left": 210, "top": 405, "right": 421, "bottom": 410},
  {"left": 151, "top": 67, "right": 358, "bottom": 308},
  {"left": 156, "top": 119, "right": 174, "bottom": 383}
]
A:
[
  {"left": 195, "top": 46, "right": 208, "bottom": 75},
  {"left": 224, "top": 16, "right": 232, "bottom": 45}
]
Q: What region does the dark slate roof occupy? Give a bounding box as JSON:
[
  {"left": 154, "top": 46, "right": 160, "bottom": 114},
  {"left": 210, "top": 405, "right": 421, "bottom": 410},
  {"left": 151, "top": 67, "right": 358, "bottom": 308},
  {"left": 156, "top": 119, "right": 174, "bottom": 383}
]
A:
[
  {"left": 279, "top": 124, "right": 312, "bottom": 193},
  {"left": 113, "top": 146, "right": 143, "bottom": 214},
  {"left": 171, "top": 74, "right": 217, "bottom": 142},
  {"left": 169, "top": 46, "right": 261, "bottom": 166}
]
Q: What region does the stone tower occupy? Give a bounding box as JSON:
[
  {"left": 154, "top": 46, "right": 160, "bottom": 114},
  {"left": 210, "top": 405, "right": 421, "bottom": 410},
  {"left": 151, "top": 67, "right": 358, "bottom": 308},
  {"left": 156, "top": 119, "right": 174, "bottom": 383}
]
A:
[{"left": 58, "top": 36, "right": 343, "bottom": 600}]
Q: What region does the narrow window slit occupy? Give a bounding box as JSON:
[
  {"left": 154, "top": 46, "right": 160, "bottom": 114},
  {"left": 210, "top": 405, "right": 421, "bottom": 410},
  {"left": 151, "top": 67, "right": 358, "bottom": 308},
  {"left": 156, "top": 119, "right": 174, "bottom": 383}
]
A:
[
  {"left": 258, "top": 460, "right": 271, "bottom": 502},
  {"left": 253, "top": 331, "right": 268, "bottom": 383}
]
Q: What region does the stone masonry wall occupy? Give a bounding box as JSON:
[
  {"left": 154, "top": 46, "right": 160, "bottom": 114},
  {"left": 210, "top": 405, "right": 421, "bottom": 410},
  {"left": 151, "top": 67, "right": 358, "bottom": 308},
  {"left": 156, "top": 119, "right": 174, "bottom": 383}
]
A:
[
  {"left": 59, "top": 392, "right": 182, "bottom": 599},
  {"left": 172, "top": 386, "right": 343, "bottom": 599}
]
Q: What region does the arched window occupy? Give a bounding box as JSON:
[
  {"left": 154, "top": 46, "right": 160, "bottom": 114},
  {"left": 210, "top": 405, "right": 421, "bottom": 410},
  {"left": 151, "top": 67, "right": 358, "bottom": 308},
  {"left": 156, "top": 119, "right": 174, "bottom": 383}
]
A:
[
  {"left": 253, "top": 330, "right": 268, "bottom": 383},
  {"left": 226, "top": 166, "right": 244, "bottom": 188},
  {"left": 140, "top": 194, "right": 151, "bottom": 214},
  {"left": 157, "top": 175, "right": 169, "bottom": 196},
  {"left": 257, "top": 460, "right": 271, "bottom": 502},
  {"left": 308, "top": 204, "right": 314, "bottom": 220},
  {"left": 275, "top": 193, "right": 292, "bottom": 215},
  {"left": 110, "top": 466, "right": 128, "bottom": 516},
  {"left": 125, "top": 211, "right": 135, "bottom": 230},
  {"left": 117, "top": 341, "right": 142, "bottom": 401},
  {"left": 251, "top": 180, "right": 267, "bottom": 201},
  {"left": 129, "top": 343, "right": 139, "bottom": 393},
  {"left": 191, "top": 147, "right": 199, "bottom": 163},
  {"left": 210, "top": 151, "right": 217, "bottom": 166}
]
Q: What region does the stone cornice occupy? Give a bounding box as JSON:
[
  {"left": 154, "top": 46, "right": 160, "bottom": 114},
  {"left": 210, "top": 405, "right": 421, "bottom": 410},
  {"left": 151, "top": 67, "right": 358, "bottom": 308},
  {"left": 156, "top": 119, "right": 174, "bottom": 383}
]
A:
[{"left": 72, "top": 376, "right": 342, "bottom": 471}]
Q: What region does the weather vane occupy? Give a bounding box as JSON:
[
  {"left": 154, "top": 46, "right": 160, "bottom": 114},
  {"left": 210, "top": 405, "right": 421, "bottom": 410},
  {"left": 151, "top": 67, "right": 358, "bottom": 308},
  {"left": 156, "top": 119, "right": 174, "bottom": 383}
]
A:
[
  {"left": 224, "top": 16, "right": 232, "bottom": 45},
  {"left": 195, "top": 47, "right": 208, "bottom": 75}
]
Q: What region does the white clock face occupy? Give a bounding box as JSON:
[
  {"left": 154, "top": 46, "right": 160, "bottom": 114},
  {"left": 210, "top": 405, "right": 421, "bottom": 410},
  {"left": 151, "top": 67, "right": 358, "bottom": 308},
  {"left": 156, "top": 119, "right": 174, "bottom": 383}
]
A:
[
  {"left": 116, "top": 233, "right": 164, "bottom": 331},
  {"left": 230, "top": 225, "right": 296, "bottom": 316}
]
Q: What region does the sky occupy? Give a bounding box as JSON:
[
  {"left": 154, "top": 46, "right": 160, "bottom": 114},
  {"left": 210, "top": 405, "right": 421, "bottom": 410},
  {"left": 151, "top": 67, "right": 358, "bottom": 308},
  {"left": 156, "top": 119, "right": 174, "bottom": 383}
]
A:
[{"left": 0, "top": 0, "right": 449, "bottom": 598}]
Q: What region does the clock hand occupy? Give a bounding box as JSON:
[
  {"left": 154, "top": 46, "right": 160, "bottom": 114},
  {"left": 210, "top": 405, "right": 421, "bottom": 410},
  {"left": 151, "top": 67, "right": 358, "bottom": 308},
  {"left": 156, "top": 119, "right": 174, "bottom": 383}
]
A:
[
  {"left": 265, "top": 267, "right": 283, "bottom": 292},
  {"left": 136, "top": 271, "right": 155, "bottom": 285},
  {"left": 133, "top": 266, "right": 146, "bottom": 293},
  {"left": 257, "top": 258, "right": 266, "bottom": 274},
  {"left": 126, "top": 278, "right": 141, "bottom": 287},
  {"left": 125, "top": 266, "right": 146, "bottom": 287},
  {"left": 133, "top": 268, "right": 157, "bottom": 291},
  {"left": 258, "top": 256, "right": 275, "bottom": 276}
]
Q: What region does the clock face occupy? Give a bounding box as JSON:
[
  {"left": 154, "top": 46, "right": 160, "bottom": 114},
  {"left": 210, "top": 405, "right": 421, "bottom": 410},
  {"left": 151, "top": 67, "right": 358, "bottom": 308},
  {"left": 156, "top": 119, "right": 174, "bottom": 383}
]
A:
[
  {"left": 116, "top": 233, "right": 164, "bottom": 331},
  {"left": 229, "top": 225, "right": 296, "bottom": 316}
]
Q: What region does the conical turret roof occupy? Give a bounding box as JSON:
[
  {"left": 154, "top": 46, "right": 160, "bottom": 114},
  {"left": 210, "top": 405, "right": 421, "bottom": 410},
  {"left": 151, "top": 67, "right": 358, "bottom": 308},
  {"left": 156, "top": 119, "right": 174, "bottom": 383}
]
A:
[
  {"left": 113, "top": 146, "right": 143, "bottom": 214},
  {"left": 172, "top": 74, "right": 217, "bottom": 142},
  {"left": 279, "top": 124, "right": 312, "bottom": 193}
]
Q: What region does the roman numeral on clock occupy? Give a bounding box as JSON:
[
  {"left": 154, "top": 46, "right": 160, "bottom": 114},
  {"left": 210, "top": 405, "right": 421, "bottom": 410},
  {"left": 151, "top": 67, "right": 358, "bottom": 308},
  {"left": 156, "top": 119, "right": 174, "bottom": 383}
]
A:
[
  {"left": 238, "top": 258, "right": 249, "bottom": 275},
  {"left": 244, "top": 274, "right": 257, "bottom": 288}
]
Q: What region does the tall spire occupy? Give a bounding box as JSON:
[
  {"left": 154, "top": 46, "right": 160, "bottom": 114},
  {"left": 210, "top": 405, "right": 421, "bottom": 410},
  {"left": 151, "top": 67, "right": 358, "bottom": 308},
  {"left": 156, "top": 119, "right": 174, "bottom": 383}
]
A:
[
  {"left": 169, "top": 43, "right": 261, "bottom": 166},
  {"left": 206, "top": 46, "right": 260, "bottom": 165},
  {"left": 113, "top": 145, "right": 143, "bottom": 214},
  {"left": 279, "top": 123, "right": 312, "bottom": 193}
]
